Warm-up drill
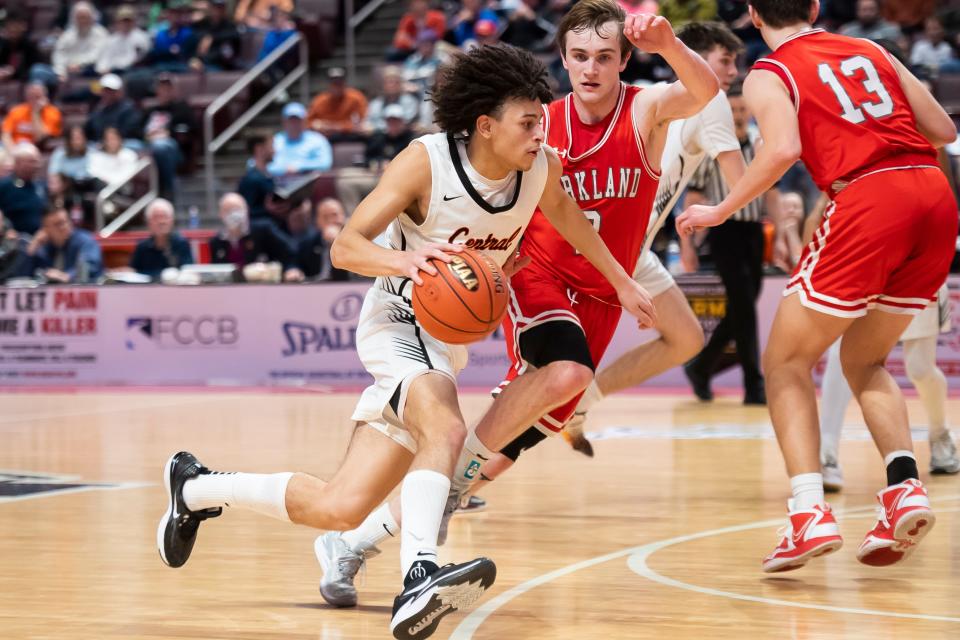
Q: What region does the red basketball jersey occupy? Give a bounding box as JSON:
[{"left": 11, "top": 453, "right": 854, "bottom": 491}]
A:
[
  {"left": 753, "top": 29, "right": 936, "bottom": 192},
  {"left": 520, "top": 83, "right": 661, "bottom": 302}
]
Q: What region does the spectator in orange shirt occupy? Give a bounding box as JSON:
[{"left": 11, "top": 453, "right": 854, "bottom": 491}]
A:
[
  {"left": 388, "top": 0, "right": 447, "bottom": 61},
  {"left": 2, "top": 83, "right": 63, "bottom": 151},
  {"left": 306, "top": 68, "right": 369, "bottom": 142}
]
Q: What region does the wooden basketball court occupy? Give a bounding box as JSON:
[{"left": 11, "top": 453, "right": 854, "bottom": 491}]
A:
[{"left": 1, "top": 389, "right": 958, "bottom": 639}]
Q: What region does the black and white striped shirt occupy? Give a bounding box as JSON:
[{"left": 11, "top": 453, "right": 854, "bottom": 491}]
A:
[{"left": 688, "top": 130, "right": 765, "bottom": 223}]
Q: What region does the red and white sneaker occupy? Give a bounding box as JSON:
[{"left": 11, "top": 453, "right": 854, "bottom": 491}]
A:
[
  {"left": 857, "top": 478, "right": 936, "bottom": 567},
  {"left": 762, "top": 501, "right": 843, "bottom": 573}
]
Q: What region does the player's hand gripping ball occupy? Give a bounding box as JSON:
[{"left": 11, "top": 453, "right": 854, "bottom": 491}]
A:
[{"left": 412, "top": 248, "right": 508, "bottom": 344}]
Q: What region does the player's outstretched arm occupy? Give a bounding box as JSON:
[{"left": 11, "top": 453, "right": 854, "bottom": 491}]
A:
[
  {"left": 676, "top": 70, "right": 800, "bottom": 235},
  {"left": 886, "top": 53, "right": 956, "bottom": 148},
  {"left": 330, "top": 142, "right": 462, "bottom": 284},
  {"left": 537, "top": 149, "right": 656, "bottom": 328},
  {"left": 625, "top": 13, "right": 718, "bottom": 125}
]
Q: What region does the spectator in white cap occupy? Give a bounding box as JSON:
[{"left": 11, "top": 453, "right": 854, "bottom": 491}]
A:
[
  {"left": 365, "top": 65, "right": 419, "bottom": 135},
  {"left": 84, "top": 74, "right": 143, "bottom": 142},
  {"left": 268, "top": 102, "right": 333, "bottom": 177},
  {"left": 365, "top": 103, "right": 415, "bottom": 168}
]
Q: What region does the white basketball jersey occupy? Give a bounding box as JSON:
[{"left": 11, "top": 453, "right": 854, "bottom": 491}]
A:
[
  {"left": 643, "top": 90, "right": 740, "bottom": 252},
  {"left": 381, "top": 132, "right": 549, "bottom": 298}
]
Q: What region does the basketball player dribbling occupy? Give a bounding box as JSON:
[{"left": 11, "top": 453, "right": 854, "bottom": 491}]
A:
[
  {"left": 677, "top": 0, "right": 958, "bottom": 572},
  {"left": 316, "top": 0, "right": 720, "bottom": 604},
  {"left": 156, "top": 44, "right": 655, "bottom": 640}
]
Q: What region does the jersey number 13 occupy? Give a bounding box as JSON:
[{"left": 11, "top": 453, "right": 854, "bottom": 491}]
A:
[{"left": 818, "top": 55, "right": 894, "bottom": 124}]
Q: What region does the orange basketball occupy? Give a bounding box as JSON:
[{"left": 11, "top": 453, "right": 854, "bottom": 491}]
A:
[{"left": 412, "top": 248, "right": 508, "bottom": 345}]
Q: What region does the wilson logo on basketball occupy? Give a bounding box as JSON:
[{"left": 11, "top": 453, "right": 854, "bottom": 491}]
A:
[
  {"left": 447, "top": 256, "right": 479, "bottom": 291},
  {"left": 448, "top": 226, "right": 522, "bottom": 252}
]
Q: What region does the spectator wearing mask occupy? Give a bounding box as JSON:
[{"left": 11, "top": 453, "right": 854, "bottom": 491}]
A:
[
  {"left": 2, "top": 83, "right": 63, "bottom": 150},
  {"left": 141, "top": 74, "right": 195, "bottom": 199},
  {"left": 389, "top": 0, "right": 447, "bottom": 61},
  {"left": 130, "top": 198, "right": 193, "bottom": 278},
  {"left": 239, "top": 134, "right": 291, "bottom": 225},
  {"left": 85, "top": 74, "right": 143, "bottom": 142},
  {"left": 365, "top": 66, "right": 420, "bottom": 134},
  {"left": 911, "top": 16, "right": 960, "bottom": 75},
  {"left": 23, "top": 207, "right": 103, "bottom": 283},
  {"left": 89, "top": 127, "right": 139, "bottom": 186},
  {"left": 403, "top": 29, "right": 445, "bottom": 95},
  {"left": 0, "top": 143, "right": 46, "bottom": 234},
  {"left": 365, "top": 104, "right": 415, "bottom": 167},
  {"left": 52, "top": 2, "right": 109, "bottom": 79},
  {"left": 306, "top": 68, "right": 369, "bottom": 142},
  {"left": 0, "top": 12, "right": 45, "bottom": 84},
  {"left": 96, "top": 5, "right": 152, "bottom": 75},
  {"left": 840, "top": 0, "right": 901, "bottom": 41},
  {"left": 268, "top": 103, "right": 333, "bottom": 177},
  {"left": 143, "top": 1, "right": 201, "bottom": 73},
  {"left": 194, "top": 0, "right": 243, "bottom": 71},
  {"left": 209, "top": 192, "right": 303, "bottom": 281},
  {"left": 297, "top": 198, "right": 351, "bottom": 281}
]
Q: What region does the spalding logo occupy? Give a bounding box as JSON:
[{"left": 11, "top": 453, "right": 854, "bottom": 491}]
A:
[{"left": 447, "top": 256, "right": 479, "bottom": 291}]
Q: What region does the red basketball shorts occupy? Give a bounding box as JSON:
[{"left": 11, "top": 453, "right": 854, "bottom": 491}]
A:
[
  {"left": 500, "top": 261, "right": 622, "bottom": 434},
  {"left": 786, "top": 166, "right": 957, "bottom": 317}
]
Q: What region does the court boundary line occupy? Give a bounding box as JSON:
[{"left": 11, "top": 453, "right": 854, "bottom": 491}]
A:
[{"left": 450, "top": 497, "right": 960, "bottom": 638}]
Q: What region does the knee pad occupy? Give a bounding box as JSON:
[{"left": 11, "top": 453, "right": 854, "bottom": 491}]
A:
[
  {"left": 500, "top": 426, "right": 548, "bottom": 462},
  {"left": 519, "top": 320, "right": 594, "bottom": 371}
]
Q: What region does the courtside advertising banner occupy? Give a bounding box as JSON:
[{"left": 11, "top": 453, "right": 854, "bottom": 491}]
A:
[{"left": 0, "top": 277, "right": 958, "bottom": 389}]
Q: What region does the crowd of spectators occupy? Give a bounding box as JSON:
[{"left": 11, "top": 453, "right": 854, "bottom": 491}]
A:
[{"left": 2, "top": 0, "right": 960, "bottom": 287}]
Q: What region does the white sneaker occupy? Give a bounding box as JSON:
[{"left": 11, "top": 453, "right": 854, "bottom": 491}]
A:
[
  {"left": 821, "top": 455, "right": 844, "bottom": 493},
  {"left": 316, "top": 532, "right": 375, "bottom": 607},
  {"left": 929, "top": 430, "right": 960, "bottom": 474}
]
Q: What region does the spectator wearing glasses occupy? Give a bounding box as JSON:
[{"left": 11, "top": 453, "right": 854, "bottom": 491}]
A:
[{"left": 130, "top": 198, "right": 194, "bottom": 279}]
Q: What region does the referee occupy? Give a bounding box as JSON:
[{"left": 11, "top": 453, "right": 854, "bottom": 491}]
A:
[{"left": 683, "top": 82, "right": 782, "bottom": 405}]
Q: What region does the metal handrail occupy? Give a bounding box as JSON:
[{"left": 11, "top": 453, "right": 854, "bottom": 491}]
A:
[
  {"left": 95, "top": 157, "right": 158, "bottom": 237},
  {"left": 345, "top": 0, "right": 393, "bottom": 86},
  {"left": 203, "top": 33, "right": 309, "bottom": 218}
]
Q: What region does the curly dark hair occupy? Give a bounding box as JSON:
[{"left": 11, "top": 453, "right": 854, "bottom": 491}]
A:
[{"left": 430, "top": 43, "right": 552, "bottom": 136}]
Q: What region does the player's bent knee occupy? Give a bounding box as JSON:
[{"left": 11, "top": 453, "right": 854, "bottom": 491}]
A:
[
  {"left": 541, "top": 360, "right": 594, "bottom": 399},
  {"left": 673, "top": 321, "right": 704, "bottom": 362}
]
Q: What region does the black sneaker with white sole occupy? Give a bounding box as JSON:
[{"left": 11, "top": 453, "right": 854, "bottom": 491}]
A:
[
  {"left": 390, "top": 557, "right": 496, "bottom": 640},
  {"left": 157, "top": 451, "right": 221, "bottom": 568}
]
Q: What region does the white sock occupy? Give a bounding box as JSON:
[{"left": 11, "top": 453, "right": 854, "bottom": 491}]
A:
[
  {"left": 883, "top": 450, "right": 916, "bottom": 466},
  {"left": 903, "top": 337, "right": 948, "bottom": 439},
  {"left": 451, "top": 429, "right": 496, "bottom": 494},
  {"left": 819, "top": 340, "right": 851, "bottom": 463},
  {"left": 790, "top": 472, "right": 825, "bottom": 511},
  {"left": 574, "top": 379, "right": 604, "bottom": 414},
  {"left": 399, "top": 469, "right": 449, "bottom": 577},
  {"left": 341, "top": 502, "right": 399, "bottom": 554},
  {"left": 182, "top": 471, "right": 293, "bottom": 522}
]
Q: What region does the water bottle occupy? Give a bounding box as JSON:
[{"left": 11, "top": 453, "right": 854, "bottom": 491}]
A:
[
  {"left": 666, "top": 240, "right": 682, "bottom": 275},
  {"left": 188, "top": 206, "right": 200, "bottom": 229}
]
